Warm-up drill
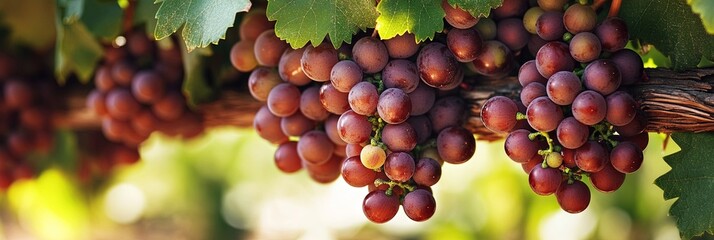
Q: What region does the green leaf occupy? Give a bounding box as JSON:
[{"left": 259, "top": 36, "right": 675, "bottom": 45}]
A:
[
  {"left": 688, "top": 0, "right": 714, "bottom": 34},
  {"left": 134, "top": 0, "right": 160, "bottom": 36},
  {"left": 154, "top": 0, "right": 251, "bottom": 51},
  {"left": 80, "top": 0, "right": 123, "bottom": 40},
  {"left": 58, "top": 0, "right": 84, "bottom": 23},
  {"left": 266, "top": 0, "right": 378, "bottom": 48},
  {"left": 620, "top": 0, "right": 714, "bottom": 70},
  {"left": 54, "top": 17, "right": 103, "bottom": 84},
  {"left": 655, "top": 132, "right": 714, "bottom": 239},
  {"left": 375, "top": 0, "right": 444, "bottom": 41},
  {"left": 179, "top": 40, "right": 215, "bottom": 107},
  {"left": 447, "top": 0, "right": 501, "bottom": 18},
  {"left": 0, "top": 0, "right": 57, "bottom": 49}
]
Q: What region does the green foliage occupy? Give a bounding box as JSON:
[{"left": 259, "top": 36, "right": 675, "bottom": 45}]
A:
[
  {"left": 134, "top": 0, "right": 160, "bottom": 36},
  {"left": 655, "top": 132, "right": 714, "bottom": 239},
  {"left": 620, "top": 0, "right": 714, "bottom": 70},
  {"left": 688, "top": 0, "right": 714, "bottom": 34},
  {"left": 266, "top": 0, "right": 378, "bottom": 48},
  {"left": 180, "top": 42, "right": 216, "bottom": 107},
  {"left": 80, "top": 0, "right": 123, "bottom": 40},
  {"left": 0, "top": 0, "right": 57, "bottom": 49},
  {"left": 375, "top": 0, "right": 444, "bottom": 41},
  {"left": 154, "top": 0, "right": 251, "bottom": 51},
  {"left": 447, "top": 0, "right": 501, "bottom": 18}
]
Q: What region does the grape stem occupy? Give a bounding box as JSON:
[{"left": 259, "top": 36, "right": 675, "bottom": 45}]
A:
[
  {"left": 412, "top": 139, "right": 437, "bottom": 159},
  {"left": 591, "top": 122, "right": 618, "bottom": 147},
  {"left": 374, "top": 178, "right": 416, "bottom": 196},
  {"left": 608, "top": 0, "right": 622, "bottom": 17},
  {"left": 368, "top": 116, "right": 387, "bottom": 150},
  {"left": 516, "top": 112, "right": 527, "bottom": 121},
  {"left": 529, "top": 131, "right": 560, "bottom": 157}
]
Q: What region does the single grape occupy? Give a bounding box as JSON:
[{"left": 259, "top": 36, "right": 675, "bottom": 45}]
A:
[
  {"left": 111, "top": 60, "right": 136, "bottom": 86},
  {"left": 279, "top": 48, "right": 312, "bottom": 86},
  {"left": 413, "top": 158, "right": 442, "bottom": 187},
  {"left": 132, "top": 70, "right": 166, "bottom": 104},
  {"left": 297, "top": 130, "right": 335, "bottom": 165},
  {"left": 348, "top": 81, "right": 379, "bottom": 116},
  {"left": 407, "top": 115, "right": 433, "bottom": 144},
  {"left": 337, "top": 110, "right": 373, "bottom": 144},
  {"left": 248, "top": 67, "right": 283, "bottom": 101},
  {"left": 4, "top": 80, "right": 33, "bottom": 109},
  {"left": 428, "top": 96, "right": 465, "bottom": 134},
  {"left": 301, "top": 42, "right": 339, "bottom": 81},
  {"left": 377, "top": 88, "right": 411, "bottom": 124},
  {"left": 324, "top": 115, "right": 347, "bottom": 146},
  {"left": 352, "top": 37, "right": 389, "bottom": 73},
  {"left": 562, "top": 147, "right": 577, "bottom": 168},
  {"left": 281, "top": 112, "right": 316, "bottom": 137},
  {"left": 563, "top": 4, "right": 597, "bottom": 34},
  {"left": 437, "top": 126, "right": 476, "bottom": 164},
  {"left": 342, "top": 156, "right": 377, "bottom": 187},
  {"left": 537, "top": 0, "right": 568, "bottom": 11},
  {"left": 382, "top": 122, "right": 418, "bottom": 152},
  {"left": 86, "top": 90, "right": 108, "bottom": 116},
  {"left": 330, "top": 60, "right": 363, "bottom": 93},
  {"left": 480, "top": 96, "right": 519, "bottom": 133},
  {"left": 408, "top": 83, "right": 436, "bottom": 116},
  {"left": 523, "top": 7, "right": 545, "bottom": 34},
  {"left": 417, "top": 42, "right": 460, "bottom": 88},
  {"left": 583, "top": 59, "right": 621, "bottom": 95},
  {"left": 610, "top": 49, "right": 644, "bottom": 85},
  {"left": 384, "top": 33, "right": 419, "bottom": 59},
  {"left": 529, "top": 165, "right": 563, "bottom": 195},
  {"left": 569, "top": 32, "right": 601, "bottom": 63},
  {"left": 254, "top": 106, "right": 289, "bottom": 144},
  {"left": 623, "top": 132, "right": 649, "bottom": 151},
  {"left": 442, "top": 0, "right": 478, "bottom": 29},
  {"left": 610, "top": 141, "right": 644, "bottom": 173},
  {"left": 384, "top": 152, "right": 416, "bottom": 182},
  {"left": 106, "top": 88, "right": 141, "bottom": 120},
  {"left": 614, "top": 111, "right": 647, "bottom": 137},
  {"left": 475, "top": 18, "right": 497, "bottom": 40},
  {"left": 546, "top": 152, "right": 564, "bottom": 168},
  {"left": 239, "top": 8, "right": 274, "bottom": 42},
  {"left": 595, "top": 17, "right": 629, "bottom": 52},
  {"left": 536, "top": 41, "right": 575, "bottom": 78},
  {"left": 521, "top": 82, "right": 547, "bottom": 107},
  {"left": 266, "top": 83, "right": 301, "bottom": 117},
  {"left": 519, "top": 60, "right": 548, "bottom": 87},
  {"left": 589, "top": 161, "right": 626, "bottom": 192},
  {"left": 362, "top": 190, "right": 400, "bottom": 223},
  {"left": 526, "top": 96, "right": 564, "bottom": 132},
  {"left": 230, "top": 40, "right": 258, "bottom": 72},
  {"left": 556, "top": 179, "right": 591, "bottom": 213},
  {"left": 522, "top": 154, "right": 544, "bottom": 174},
  {"left": 274, "top": 141, "right": 302, "bottom": 173},
  {"left": 402, "top": 189, "right": 437, "bottom": 222},
  {"left": 254, "top": 29, "right": 289, "bottom": 67},
  {"left": 319, "top": 83, "right": 350, "bottom": 115},
  {"left": 305, "top": 155, "right": 343, "bottom": 183},
  {"left": 497, "top": 18, "right": 530, "bottom": 51},
  {"left": 571, "top": 90, "right": 607, "bottom": 125},
  {"left": 557, "top": 117, "right": 589, "bottom": 149},
  {"left": 447, "top": 28, "right": 483, "bottom": 62},
  {"left": 361, "top": 144, "right": 387, "bottom": 170},
  {"left": 102, "top": 117, "right": 130, "bottom": 142},
  {"left": 471, "top": 41, "right": 514, "bottom": 76},
  {"left": 504, "top": 129, "right": 541, "bottom": 163},
  {"left": 132, "top": 109, "right": 159, "bottom": 137},
  {"left": 536, "top": 11, "right": 565, "bottom": 41},
  {"left": 575, "top": 141, "right": 608, "bottom": 172},
  {"left": 300, "top": 86, "right": 330, "bottom": 121},
  {"left": 606, "top": 91, "right": 637, "bottom": 126},
  {"left": 492, "top": 0, "right": 528, "bottom": 18},
  {"left": 383, "top": 59, "right": 420, "bottom": 93},
  {"left": 546, "top": 71, "right": 582, "bottom": 105},
  {"left": 345, "top": 143, "right": 364, "bottom": 158},
  {"left": 94, "top": 66, "right": 115, "bottom": 92}
]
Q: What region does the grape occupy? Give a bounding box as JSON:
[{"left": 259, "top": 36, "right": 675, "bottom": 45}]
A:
[
  {"left": 132, "top": 109, "right": 159, "bottom": 137},
  {"left": 563, "top": 4, "right": 597, "bottom": 34},
  {"left": 334, "top": 144, "right": 348, "bottom": 158},
  {"left": 537, "top": 0, "right": 568, "bottom": 11},
  {"left": 437, "top": 126, "right": 475, "bottom": 164},
  {"left": 569, "top": 32, "right": 601, "bottom": 63},
  {"left": 623, "top": 132, "right": 649, "bottom": 151},
  {"left": 274, "top": 141, "right": 302, "bottom": 173},
  {"left": 407, "top": 115, "right": 433, "bottom": 144},
  {"left": 254, "top": 30, "right": 289, "bottom": 67},
  {"left": 417, "top": 43, "right": 460, "bottom": 88},
  {"left": 127, "top": 31, "right": 155, "bottom": 57},
  {"left": 352, "top": 37, "right": 389, "bottom": 73},
  {"left": 413, "top": 158, "right": 442, "bottom": 186},
  {"left": 556, "top": 180, "right": 591, "bottom": 213},
  {"left": 590, "top": 161, "right": 626, "bottom": 193},
  {"left": 384, "top": 33, "right": 419, "bottom": 59},
  {"left": 279, "top": 48, "right": 312, "bottom": 86},
  {"left": 112, "top": 145, "right": 141, "bottom": 165},
  {"left": 610, "top": 141, "right": 644, "bottom": 173},
  {"left": 341, "top": 156, "right": 377, "bottom": 187},
  {"left": 324, "top": 115, "right": 346, "bottom": 146},
  {"left": 337, "top": 110, "right": 373, "bottom": 144},
  {"left": 281, "top": 112, "right": 316, "bottom": 137},
  {"left": 330, "top": 60, "right": 363, "bottom": 93},
  {"left": 382, "top": 63, "right": 420, "bottom": 97},
  {"left": 522, "top": 154, "right": 543, "bottom": 173},
  {"left": 230, "top": 40, "right": 258, "bottom": 72},
  {"left": 305, "top": 155, "right": 343, "bottom": 183},
  {"left": 446, "top": 28, "right": 482, "bottom": 62},
  {"left": 536, "top": 11, "right": 565, "bottom": 41},
  {"left": 442, "top": 0, "right": 478, "bottom": 29},
  {"left": 480, "top": 96, "right": 519, "bottom": 133},
  {"left": 4, "top": 80, "right": 33, "bottom": 109},
  {"left": 345, "top": 143, "right": 364, "bottom": 158},
  {"left": 300, "top": 86, "right": 330, "bottom": 121},
  {"left": 7, "top": 131, "right": 34, "bottom": 155},
  {"left": 408, "top": 83, "right": 436, "bottom": 116},
  {"left": 571, "top": 90, "right": 607, "bottom": 125},
  {"left": 497, "top": 18, "right": 530, "bottom": 51},
  {"left": 267, "top": 83, "right": 301, "bottom": 117},
  {"left": 614, "top": 112, "right": 647, "bottom": 137},
  {"left": 492, "top": 0, "right": 527, "bottom": 18},
  {"left": 518, "top": 60, "right": 548, "bottom": 87},
  {"left": 428, "top": 96, "right": 465, "bottom": 133},
  {"left": 297, "top": 130, "right": 335, "bottom": 165},
  {"left": 111, "top": 60, "right": 136, "bottom": 86},
  {"left": 583, "top": 59, "right": 621, "bottom": 95},
  {"left": 471, "top": 41, "right": 513, "bottom": 76},
  {"left": 132, "top": 70, "right": 166, "bottom": 104},
  {"left": 248, "top": 67, "right": 283, "bottom": 101},
  {"left": 523, "top": 7, "right": 545, "bottom": 34},
  {"left": 520, "top": 82, "right": 547, "bottom": 107},
  {"left": 86, "top": 90, "right": 108, "bottom": 116},
  {"left": 575, "top": 141, "right": 608, "bottom": 172},
  {"left": 610, "top": 49, "right": 644, "bottom": 85},
  {"left": 504, "top": 129, "right": 541, "bottom": 163},
  {"left": 348, "top": 81, "right": 379, "bottom": 116},
  {"left": 402, "top": 189, "right": 437, "bottom": 222},
  {"left": 95, "top": 66, "right": 116, "bottom": 92},
  {"left": 301, "top": 42, "right": 339, "bottom": 81},
  {"left": 384, "top": 152, "right": 416, "bottom": 182},
  {"left": 102, "top": 117, "right": 130, "bottom": 142},
  {"left": 362, "top": 190, "right": 400, "bottom": 223},
  {"left": 239, "top": 8, "right": 274, "bottom": 42},
  {"left": 528, "top": 34, "right": 548, "bottom": 56},
  {"left": 382, "top": 123, "right": 418, "bottom": 152},
  {"left": 106, "top": 88, "right": 141, "bottom": 120},
  {"left": 254, "top": 106, "right": 289, "bottom": 144},
  {"left": 556, "top": 117, "right": 589, "bottom": 149},
  {"left": 595, "top": 17, "right": 629, "bottom": 52},
  {"left": 526, "top": 96, "right": 564, "bottom": 132},
  {"left": 19, "top": 107, "right": 47, "bottom": 130},
  {"left": 562, "top": 148, "right": 577, "bottom": 168},
  {"left": 377, "top": 88, "right": 411, "bottom": 124},
  {"left": 546, "top": 71, "right": 582, "bottom": 105},
  {"left": 529, "top": 165, "right": 563, "bottom": 195},
  {"left": 606, "top": 91, "right": 637, "bottom": 126},
  {"left": 546, "top": 152, "right": 564, "bottom": 168},
  {"left": 320, "top": 83, "right": 351, "bottom": 115},
  {"left": 475, "top": 18, "right": 497, "bottom": 40},
  {"left": 361, "top": 144, "right": 387, "bottom": 170},
  {"left": 536, "top": 41, "right": 575, "bottom": 78}
]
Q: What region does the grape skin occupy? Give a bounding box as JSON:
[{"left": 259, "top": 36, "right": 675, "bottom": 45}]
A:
[
  {"left": 442, "top": 0, "right": 478, "bottom": 29},
  {"left": 447, "top": 28, "right": 483, "bottom": 62},
  {"left": 536, "top": 11, "right": 565, "bottom": 41},
  {"left": 267, "top": 83, "right": 301, "bottom": 117},
  {"left": 526, "top": 96, "right": 564, "bottom": 132},
  {"left": 518, "top": 60, "right": 548, "bottom": 87},
  {"left": 610, "top": 141, "right": 644, "bottom": 173},
  {"left": 300, "top": 86, "right": 331, "bottom": 121},
  {"left": 536, "top": 41, "right": 575, "bottom": 78},
  {"left": 254, "top": 29, "right": 289, "bottom": 67},
  {"left": 556, "top": 117, "right": 589, "bottom": 149},
  {"left": 413, "top": 158, "right": 442, "bottom": 186},
  {"left": 504, "top": 129, "right": 541, "bottom": 163},
  {"left": 253, "top": 106, "right": 289, "bottom": 144},
  {"left": 319, "top": 83, "right": 350, "bottom": 115},
  {"left": 382, "top": 123, "right": 418, "bottom": 152},
  {"left": 480, "top": 96, "right": 519, "bottom": 134},
  {"left": 428, "top": 96, "right": 465, "bottom": 134},
  {"left": 436, "top": 126, "right": 475, "bottom": 164},
  {"left": 402, "top": 189, "right": 437, "bottom": 222},
  {"left": 574, "top": 141, "right": 608, "bottom": 173},
  {"left": 279, "top": 48, "right": 312, "bottom": 86},
  {"left": 341, "top": 156, "right": 377, "bottom": 187},
  {"left": 610, "top": 49, "right": 644, "bottom": 85},
  {"left": 583, "top": 59, "right": 621, "bottom": 95},
  {"left": 384, "top": 152, "right": 416, "bottom": 182},
  {"left": 605, "top": 91, "right": 637, "bottom": 126},
  {"left": 569, "top": 32, "right": 601, "bottom": 63},
  {"left": 589, "top": 161, "right": 625, "bottom": 193},
  {"left": 384, "top": 33, "right": 419, "bottom": 59},
  {"left": 520, "top": 82, "right": 547, "bottom": 107},
  {"left": 330, "top": 60, "right": 363, "bottom": 93},
  {"left": 377, "top": 88, "right": 412, "bottom": 124},
  {"left": 297, "top": 130, "right": 335, "bottom": 165},
  {"left": 382, "top": 59, "right": 420, "bottom": 93},
  {"left": 348, "top": 81, "right": 379, "bottom": 116},
  {"left": 556, "top": 180, "right": 591, "bottom": 213},
  {"left": 337, "top": 110, "right": 372, "bottom": 145},
  {"left": 529, "top": 165, "right": 563, "bottom": 195},
  {"left": 571, "top": 90, "right": 607, "bottom": 126},
  {"left": 563, "top": 4, "right": 597, "bottom": 34},
  {"left": 301, "top": 43, "right": 339, "bottom": 81},
  {"left": 595, "top": 17, "right": 629, "bottom": 52},
  {"left": 408, "top": 83, "right": 436, "bottom": 116},
  {"left": 352, "top": 37, "right": 389, "bottom": 73},
  {"left": 230, "top": 40, "right": 258, "bottom": 72},
  {"left": 417, "top": 43, "right": 461, "bottom": 88},
  {"left": 497, "top": 18, "right": 529, "bottom": 51},
  {"left": 274, "top": 141, "right": 302, "bottom": 173},
  {"left": 361, "top": 144, "right": 387, "bottom": 170},
  {"left": 546, "top": 71, "right": 582, "bottom": 106},
  {"left": 248, "top": 67, "right": 283, "bottom": 102},
  {"left": 362, "top": 190, "right": 400, "bottom": 223}
]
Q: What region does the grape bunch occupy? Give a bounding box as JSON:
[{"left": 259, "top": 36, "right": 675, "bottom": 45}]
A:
[
  {"left": 0, "top": 53, "right": 57, "bottom": 189},
  {"left": 480, "top": 0, "right": 649, "bottom": 213},
  {"left": 234, "top": 6, "right": 477, "bottom": 223},
  {"left": 87, "top": 29, "right": 204, "bottom": 166}
]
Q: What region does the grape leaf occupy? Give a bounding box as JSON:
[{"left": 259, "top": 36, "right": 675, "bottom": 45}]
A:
[
  {"left": 619, "top": 0, "right": 714, "bottom": 70},
  {"left": 179, "top": 41, "right": 215, "bottom": 107},
  {"left": 80, "top": 0, "right": 123, "bottom": 40},
  {"left": 375, "top": 0, "right": 444, "bottom": 41},
  {"left": 0, "top": 0, "right": 57, "bottom": 49},
  {"left": 655, "top": 132, "right": 714, "bottom": 239},
  {"left": 688, "top": 0, "right": 714, "bottom": 34},
  {"left": 55, "top": 1, "right": 104, "bottom": 84},
  {"left": 154, "top": 0, "right": 251, "bottom": 51},
  {"left": 134, "top": 0, "right": 160, "bottom": 36},
  {"left": 447, "top": 0, "right": 502, "bottom": 18},
  {"left": 266, "top": 0, "right": 378, "bottom": 48}
]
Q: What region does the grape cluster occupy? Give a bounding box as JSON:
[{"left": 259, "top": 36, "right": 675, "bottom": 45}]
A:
[
  {"left": 87, "top": 30, "right": 204, "bottom": 166},
  {"left": 481, "top": 0, "right": 648, "bottom": 213},
  {"left": 235, "top": 6, "right": 477, "bottom": 223}
]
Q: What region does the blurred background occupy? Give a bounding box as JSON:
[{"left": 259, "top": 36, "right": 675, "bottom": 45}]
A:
[{"left": 0, "top": 128, "right": 680, "bottom": 240}]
